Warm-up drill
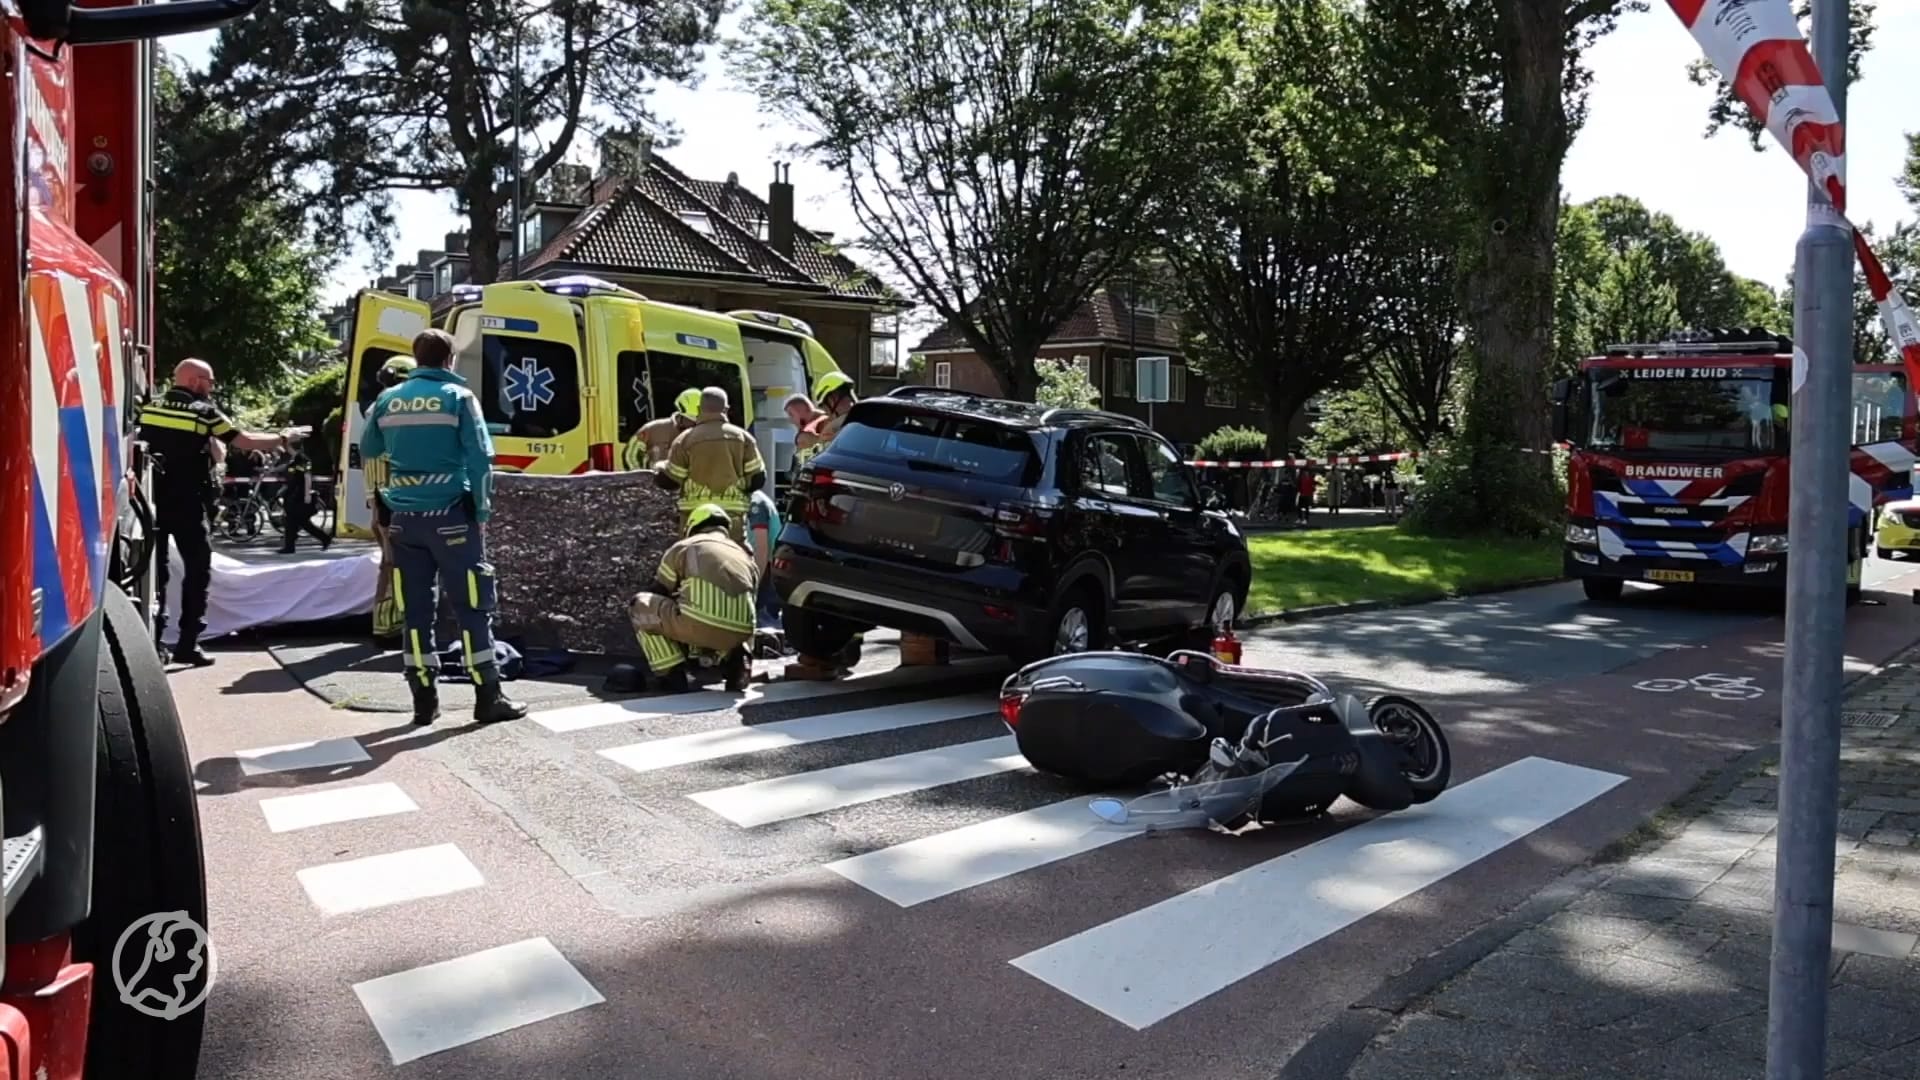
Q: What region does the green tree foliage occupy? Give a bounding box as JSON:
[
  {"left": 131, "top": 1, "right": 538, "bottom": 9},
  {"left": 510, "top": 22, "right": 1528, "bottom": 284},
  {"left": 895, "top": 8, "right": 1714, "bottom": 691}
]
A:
[
  {"left": 153, "top": 61, "right": 330, "bottom": 393},
  {"left": 1778, "top": 221, "right": 1920, "bottom": 364},
  {"left": 1552, "top": 197, "right": 1780, "bottom": 376},
  {"left": 1164, "top": 0, "right": 1436, "bottom": 449},
  {"left": 1686, "top": 1, "right": 1877, "bottom": 149},
  {"left": 200, "top": 0, "right": 721, "bottom": 282},
  {"left": 1903, "top": 133, "right": 1919, "bottom": 214},
  {"left": 1366, "top": 0, "right": 1639, "bottom": 537},
  {"left": 1032, "top": 359, "right": 1101, "bottom": 410},
  {"left": 733, "top": 0, "right": 1203, "bottom": 400},
  {"left": 1194, "top": 426, "right": 1269, "bottom": 461},
  {"left": 278, "top": 361, "right": 349, "bottom": 465}
]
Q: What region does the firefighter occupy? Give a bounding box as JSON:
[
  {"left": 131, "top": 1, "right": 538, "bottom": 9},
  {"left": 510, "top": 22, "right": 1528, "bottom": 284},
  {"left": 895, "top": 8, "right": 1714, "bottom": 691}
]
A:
[
  {"left": 811, "top": 370, "right": 858, "bottom": 447},
  {"left": 368, "top": 355, "right": 415, "bottom": 640},
  {"left": 137, "top": 358, "right": 295, "bottom": 666},
  {"left": 623, "top": 387, "right": 703, "bottom": 470},
  {"left": 628, "top": 503, "right": 759, "bottom": 692},
  {"left": 655, "top": 386, "right": 765, "bottom": 539},
  {"left": 359, "top": 328, "right": 528, "bottom": 726}
]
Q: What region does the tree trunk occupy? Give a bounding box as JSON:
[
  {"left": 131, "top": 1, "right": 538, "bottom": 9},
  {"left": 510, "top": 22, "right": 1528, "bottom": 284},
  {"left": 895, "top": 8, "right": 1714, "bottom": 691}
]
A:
[{"left": 465, "top": 184, "right": 503, "bottom": 285}]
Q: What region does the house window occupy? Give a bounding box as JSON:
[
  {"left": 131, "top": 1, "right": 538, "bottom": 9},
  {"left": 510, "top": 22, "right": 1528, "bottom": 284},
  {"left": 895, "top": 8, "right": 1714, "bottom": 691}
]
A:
[
  {"left": 1205, "top": 380, "right": 1236, "bottom": 408},
  {"left": 868, "top": 313, "right": 900, "bottom": 378},
  {"left": 1170, "top": 364, "right": 1187, "bottom": 403},
  {"left": 436, "top": 263, "right": 452, "bottom": 294},
  {"left": 1112, "top": 356, "right": 1135, "bottom": 400},
  {"left": 934, "top": 361, "right": 952, "bottom": 389},
  {"left": 519, "top": 214, "right": 544, "bottom": 256},
  {"left": 679, "top": 210, "right": 714, "bottom": 235}
]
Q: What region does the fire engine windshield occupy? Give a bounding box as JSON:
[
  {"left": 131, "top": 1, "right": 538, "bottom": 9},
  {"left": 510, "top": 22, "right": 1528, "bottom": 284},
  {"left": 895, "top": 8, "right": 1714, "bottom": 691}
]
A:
[{"left": 1587, "top": 367, "right": 1787, "bottom": 454}]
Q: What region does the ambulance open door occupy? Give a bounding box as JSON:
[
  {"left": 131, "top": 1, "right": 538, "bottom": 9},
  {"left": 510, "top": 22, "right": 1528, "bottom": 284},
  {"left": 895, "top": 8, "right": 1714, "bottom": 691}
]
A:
[{"left": 337, "top": 291, "right": 431, "bottom": 539}]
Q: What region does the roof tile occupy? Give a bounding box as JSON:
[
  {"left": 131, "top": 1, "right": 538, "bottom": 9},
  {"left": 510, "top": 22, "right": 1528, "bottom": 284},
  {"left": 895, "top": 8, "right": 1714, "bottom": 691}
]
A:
[{"left": 911, "top": 288, "right": 1183, "bottom": 352}]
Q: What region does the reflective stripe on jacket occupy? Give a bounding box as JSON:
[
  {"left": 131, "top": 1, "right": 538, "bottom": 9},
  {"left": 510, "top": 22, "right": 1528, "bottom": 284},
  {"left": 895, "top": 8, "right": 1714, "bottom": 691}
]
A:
[
  {"left": 661, "top": 419, "right": 765, "bottom": 512},
  {"left": 655, "top": 531, "right": 758, "bottom": 635},
  {"left": 359, "top": 368, "right": 495, "bottom": 520}
]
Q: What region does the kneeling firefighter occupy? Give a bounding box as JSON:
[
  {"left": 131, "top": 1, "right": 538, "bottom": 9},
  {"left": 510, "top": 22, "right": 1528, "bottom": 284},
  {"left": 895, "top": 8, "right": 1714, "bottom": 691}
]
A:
[
  {"left": 627, "top": 504, "right": 759, "bottom": 692},
  {"left": 654, "top": 386, "right": 765, "bottom": 540}
]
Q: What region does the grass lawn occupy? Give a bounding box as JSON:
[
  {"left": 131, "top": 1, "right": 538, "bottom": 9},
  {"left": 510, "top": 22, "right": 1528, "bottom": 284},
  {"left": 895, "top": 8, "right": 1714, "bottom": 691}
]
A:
[{"left": 1244, "top": 525, "right": 1562, "bottom": 616}]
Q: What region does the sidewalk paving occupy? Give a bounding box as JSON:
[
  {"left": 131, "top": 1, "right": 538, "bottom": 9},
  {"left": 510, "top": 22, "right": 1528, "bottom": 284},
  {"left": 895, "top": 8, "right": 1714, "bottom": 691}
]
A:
[{"left": 1344, "top": 650, "right": 1920, "bottom": 1080}]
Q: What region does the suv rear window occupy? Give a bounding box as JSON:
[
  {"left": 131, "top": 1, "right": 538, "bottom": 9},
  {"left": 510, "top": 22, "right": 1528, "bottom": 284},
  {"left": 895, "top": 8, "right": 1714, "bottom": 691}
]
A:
[{"left": 832, "top": 410, "right": 1040, "bottom": 485}]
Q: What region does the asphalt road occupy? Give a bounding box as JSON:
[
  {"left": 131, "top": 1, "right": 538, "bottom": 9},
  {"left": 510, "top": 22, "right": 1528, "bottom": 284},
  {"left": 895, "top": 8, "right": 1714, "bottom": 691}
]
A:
[{"left": 177, "top": 558, "right": 1920, "bottom": 1080}]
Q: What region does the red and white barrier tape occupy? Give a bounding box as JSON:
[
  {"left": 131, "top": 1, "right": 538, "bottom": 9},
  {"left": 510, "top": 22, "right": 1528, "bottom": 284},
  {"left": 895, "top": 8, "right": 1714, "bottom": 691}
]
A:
[
  {"left": 1187, "top": 446, "right": 1569, "bottom": 469},
  {"left": 1667, "top": 0, "right": 1920, "bottom": 389}
]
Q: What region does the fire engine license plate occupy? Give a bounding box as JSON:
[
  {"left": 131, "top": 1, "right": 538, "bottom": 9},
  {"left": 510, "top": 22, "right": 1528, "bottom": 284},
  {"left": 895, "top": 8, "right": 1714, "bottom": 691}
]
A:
[{"left": 1646, "top": 569, "right": 1695, "bottom": 583}]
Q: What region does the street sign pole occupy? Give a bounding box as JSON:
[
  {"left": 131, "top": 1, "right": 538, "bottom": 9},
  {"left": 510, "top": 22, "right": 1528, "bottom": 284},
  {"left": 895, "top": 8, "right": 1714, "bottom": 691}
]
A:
[{"left": 1769, "top": 1, "right": 1852, "bottom": 1075}]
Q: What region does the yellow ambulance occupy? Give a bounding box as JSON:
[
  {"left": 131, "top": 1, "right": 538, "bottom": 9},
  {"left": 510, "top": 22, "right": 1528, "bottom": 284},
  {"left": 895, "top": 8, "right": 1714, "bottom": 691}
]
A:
[{"left": 335, "top": 275, "right": 846, "bottom": 539}]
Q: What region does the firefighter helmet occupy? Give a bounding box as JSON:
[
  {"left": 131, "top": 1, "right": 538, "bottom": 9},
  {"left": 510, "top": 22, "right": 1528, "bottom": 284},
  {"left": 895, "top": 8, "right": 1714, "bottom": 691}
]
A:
[
  {"left": 675, "top": 388, "right": 702, "bottom": 418},
  {"left": 685, "top": 503, "right": 731, "bottom": 535},
  {"left": 812, "top": 370, "right": 854, "bottom": 404}
]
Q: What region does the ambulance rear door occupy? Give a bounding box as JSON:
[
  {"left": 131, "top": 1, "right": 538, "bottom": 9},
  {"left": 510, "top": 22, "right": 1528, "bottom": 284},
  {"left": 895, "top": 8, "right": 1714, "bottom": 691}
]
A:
[
  {"left": 338, "top": 290, "right": 432, "bottom": 538},
  {"left": 627, "top": 304, "right": 753, "bottom": 435},
  {"left": 729, "top": 312, "right": 817, "bottom": 493},
  {"left": 449, "top": 285, "right": 591, "bottom": 474},
  {"left": 589, "top": 296, "right": 653, "bottom": 471}
]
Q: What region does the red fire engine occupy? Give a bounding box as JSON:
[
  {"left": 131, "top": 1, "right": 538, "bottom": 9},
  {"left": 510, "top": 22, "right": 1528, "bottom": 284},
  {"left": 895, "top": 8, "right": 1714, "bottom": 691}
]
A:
[{"left": 0, "top": 0, "right": 262, "bottom": 1076}]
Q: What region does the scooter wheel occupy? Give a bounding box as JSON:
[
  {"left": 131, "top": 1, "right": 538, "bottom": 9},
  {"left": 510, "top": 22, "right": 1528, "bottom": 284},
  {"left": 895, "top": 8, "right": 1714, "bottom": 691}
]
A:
[{"left": 1365, "top": 695, "right": 1450, "bottom": 803}]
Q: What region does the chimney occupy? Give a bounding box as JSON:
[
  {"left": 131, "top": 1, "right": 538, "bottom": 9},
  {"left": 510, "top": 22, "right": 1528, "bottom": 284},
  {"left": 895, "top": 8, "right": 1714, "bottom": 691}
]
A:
[
  {"left": 768, "top": 162, "right": 795, "bottom": 258},
  {"left": 443, "top": 231, "right": 467, "bottom": 255}
]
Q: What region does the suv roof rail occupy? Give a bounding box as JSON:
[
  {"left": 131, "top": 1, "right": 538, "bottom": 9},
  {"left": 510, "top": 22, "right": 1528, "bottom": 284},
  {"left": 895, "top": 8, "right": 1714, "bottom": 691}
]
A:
[
  {"left": 886, "top": 385, "right": 986, "bottom": 401},
  {"left": 1040, "top": 407, "right": 1147, "bottom": 428}
]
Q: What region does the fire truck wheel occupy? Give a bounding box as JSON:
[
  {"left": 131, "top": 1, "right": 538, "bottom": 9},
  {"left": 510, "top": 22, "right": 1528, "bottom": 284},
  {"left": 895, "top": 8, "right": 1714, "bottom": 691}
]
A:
[
  {"left": 72, "top": 585, "right": 209, "bottom": 1080},
  {"left": 1581, "top": 577, "right": 1624, "bottom": 603}
]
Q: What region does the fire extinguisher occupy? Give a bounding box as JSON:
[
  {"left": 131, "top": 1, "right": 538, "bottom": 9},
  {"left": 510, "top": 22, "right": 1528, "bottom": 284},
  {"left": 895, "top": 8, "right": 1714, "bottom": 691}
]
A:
[{"left": 1211, "top": 622, "right": 1242, "bottom": 666}]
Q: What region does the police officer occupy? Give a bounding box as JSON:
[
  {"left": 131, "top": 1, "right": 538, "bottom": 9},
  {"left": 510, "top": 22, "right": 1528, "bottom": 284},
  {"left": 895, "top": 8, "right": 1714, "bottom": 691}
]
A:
[
  {"left": 367, "top": 356, "right": 415, "bottom": 640},
  {"left": 628, "top": 503, "right": 759, "bottom": 692},
  {"left": 623, "top": 388, "right": 702, "bottom": 470},
  {"left": 137, "top": 358, "right": 295, "bottom": 666},
  {"left": 359, "top": 329, "right": 528, "bottom": 726},
  {"left": 277, "top": 436, "right": 332, "bottom": 554},
  {"left": 655, "top": 386, "right": 765, "bottom": 538}
]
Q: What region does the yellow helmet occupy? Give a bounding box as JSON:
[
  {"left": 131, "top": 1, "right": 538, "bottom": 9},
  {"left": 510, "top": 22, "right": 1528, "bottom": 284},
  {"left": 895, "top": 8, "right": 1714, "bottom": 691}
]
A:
[
  {"left": 675, "top": 388, "right": 702, "bottom": 418},
  {"left": 812, "top": 370, "right": 854, "bottom": 403},
  {"left": 685, "top": 503, "right": 730, "bottom": 534}
]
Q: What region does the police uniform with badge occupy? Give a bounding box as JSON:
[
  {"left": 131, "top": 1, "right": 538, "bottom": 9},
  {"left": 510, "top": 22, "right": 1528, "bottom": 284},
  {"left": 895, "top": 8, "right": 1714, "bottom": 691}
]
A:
[
  {"left": 359, "top": 329, "right": 528, "bottom": 726},
  {"left": 136, "top": 358, "right": 293, "bottom": 666}
]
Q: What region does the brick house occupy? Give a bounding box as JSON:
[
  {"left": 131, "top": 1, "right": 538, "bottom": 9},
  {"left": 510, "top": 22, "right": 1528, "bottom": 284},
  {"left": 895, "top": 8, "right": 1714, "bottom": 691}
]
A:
[
  {"left": 906, "top": 287, "right": 1287, "bottom": 450},
  {"left": 329, "top": 154, "right": 909, "bottom": 393}
]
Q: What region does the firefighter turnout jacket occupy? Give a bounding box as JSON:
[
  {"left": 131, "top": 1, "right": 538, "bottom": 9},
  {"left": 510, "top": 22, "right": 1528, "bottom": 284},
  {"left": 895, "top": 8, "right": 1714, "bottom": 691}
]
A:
[
  {"left": 624, "top": 414, "right": 690, "bottom": 470},
  {"left": 359, "top": 368, "right": 496, "bottom": 520},
  {"left": 657, "top": 529, "right": 759, "bottom": 638},
  {"left": 137, "top": 386, "right": 241, "bottom": 501},
  {"left": 659, "top": 418, "right": 765, "bottom": 516}
]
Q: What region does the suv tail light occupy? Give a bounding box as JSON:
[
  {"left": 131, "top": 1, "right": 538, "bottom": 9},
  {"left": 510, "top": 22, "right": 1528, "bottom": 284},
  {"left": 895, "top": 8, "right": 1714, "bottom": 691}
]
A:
[
  {"left": 990, "top": 503, "right": 1046, "bottom": 563},
  {"left": 796, "top": 467, "right": 846, "bottom": 526}
]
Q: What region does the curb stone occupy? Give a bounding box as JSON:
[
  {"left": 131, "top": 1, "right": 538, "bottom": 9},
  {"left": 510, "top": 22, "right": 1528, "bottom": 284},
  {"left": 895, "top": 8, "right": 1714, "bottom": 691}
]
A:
[
  {"left": 1242, "top": 575, "right": 1566, "bottom": 628},
  {"left": 1271, "top": 646, "right": 1911, "bottom": 1080}
]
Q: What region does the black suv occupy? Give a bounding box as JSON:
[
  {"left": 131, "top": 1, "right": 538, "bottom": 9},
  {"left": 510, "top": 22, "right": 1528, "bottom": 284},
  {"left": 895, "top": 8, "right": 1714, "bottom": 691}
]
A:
[{"left": 771, "top": 387, "right": 1252, "bottom": 664}]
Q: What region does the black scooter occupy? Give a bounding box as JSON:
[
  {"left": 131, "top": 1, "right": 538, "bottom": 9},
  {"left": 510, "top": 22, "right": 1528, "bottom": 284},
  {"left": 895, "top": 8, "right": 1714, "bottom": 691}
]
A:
[{"left": 999, "top": 649, "right": 1450, "bottom": 828}]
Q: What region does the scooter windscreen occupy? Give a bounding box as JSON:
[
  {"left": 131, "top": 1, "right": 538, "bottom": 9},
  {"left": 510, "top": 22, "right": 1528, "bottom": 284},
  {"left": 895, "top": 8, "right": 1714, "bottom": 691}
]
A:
[{"left": 1087, "top": 755, "right": 1306, "bottom": 831}]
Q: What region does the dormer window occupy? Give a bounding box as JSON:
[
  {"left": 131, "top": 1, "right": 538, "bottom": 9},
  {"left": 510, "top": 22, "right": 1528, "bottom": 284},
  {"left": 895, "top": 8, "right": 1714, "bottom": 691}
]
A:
[{"left": 679, "top": 211, "right": 714, "bottom": 235}]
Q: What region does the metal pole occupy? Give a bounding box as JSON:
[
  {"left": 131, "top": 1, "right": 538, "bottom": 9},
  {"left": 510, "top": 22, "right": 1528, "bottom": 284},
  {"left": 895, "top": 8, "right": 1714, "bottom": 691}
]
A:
[
  {"left": 1769, "top": 1, "right": 1852, "bottom": 1075},
  {"left": 511, "top": 26, "right": 524, "bottom": 279}
]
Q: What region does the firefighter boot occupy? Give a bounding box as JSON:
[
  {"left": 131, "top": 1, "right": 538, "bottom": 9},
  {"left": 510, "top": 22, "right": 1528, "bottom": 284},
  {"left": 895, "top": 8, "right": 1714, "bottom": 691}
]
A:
[
  {"left": 722, "top": 646, "right": 751, "bottom": 693},
  {"left": 473, "top": 670, "right": 529, "bottom": 724},
  {"left": 170, "top": 638, "right": 214, "bottom": 668},
  {"left": 408, "top": 679, "right": 440, "bottom": 727}
]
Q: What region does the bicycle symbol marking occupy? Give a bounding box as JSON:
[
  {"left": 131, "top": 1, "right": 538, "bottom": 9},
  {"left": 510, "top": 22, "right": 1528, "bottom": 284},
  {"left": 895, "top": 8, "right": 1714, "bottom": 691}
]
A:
[{"left": 1632, "top": 673, "right": 1765, "bottom": 701}]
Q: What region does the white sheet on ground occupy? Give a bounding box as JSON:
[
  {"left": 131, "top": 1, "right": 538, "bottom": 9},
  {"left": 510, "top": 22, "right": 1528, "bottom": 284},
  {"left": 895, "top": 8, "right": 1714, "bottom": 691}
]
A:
[{"left": 161, "top": 541, "right": 378, "bottom": 644}]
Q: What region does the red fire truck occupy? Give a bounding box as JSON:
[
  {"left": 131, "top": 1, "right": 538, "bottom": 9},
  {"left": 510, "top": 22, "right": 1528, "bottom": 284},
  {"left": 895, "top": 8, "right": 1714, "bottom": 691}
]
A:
[
  {"left": 1552, "top": 328, "right": 1916, "bottom": 606},
  {"left": 0, "top": 0, "right": 263, "bottom": 1076}
]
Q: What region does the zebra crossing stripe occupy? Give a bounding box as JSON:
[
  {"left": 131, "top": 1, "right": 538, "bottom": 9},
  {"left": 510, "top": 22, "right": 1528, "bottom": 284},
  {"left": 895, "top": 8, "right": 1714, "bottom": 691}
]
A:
[
  {"left": 687, "top": 735, "right": 1027, "bottom": 828},
  {"left": 599, "top": 694, "right": 998, "bottom": 774},
  {"left": 533, "top": 657, "right": 1006, "bottom": 733},
  {"left": 826, "top": 796, "right": 1131, "bottom": 907},
  {"left": 1008, "top": 757, "right": 1627, "bottom": 1030}
]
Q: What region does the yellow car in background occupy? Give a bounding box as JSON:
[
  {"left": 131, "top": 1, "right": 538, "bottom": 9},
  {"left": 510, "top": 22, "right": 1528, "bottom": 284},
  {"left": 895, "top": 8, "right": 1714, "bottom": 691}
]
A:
[{"left": 1875, "top": 498, "right": 1920, "bottom": 559}]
